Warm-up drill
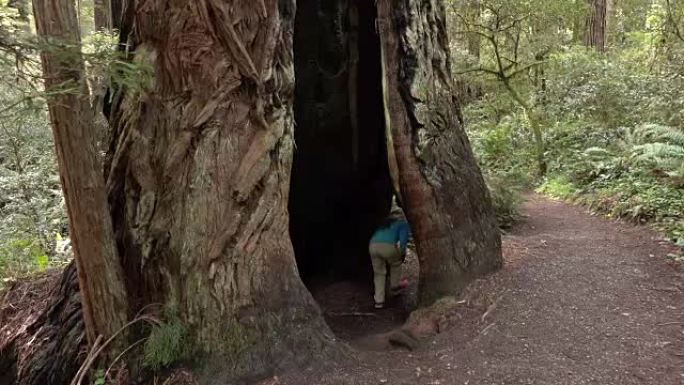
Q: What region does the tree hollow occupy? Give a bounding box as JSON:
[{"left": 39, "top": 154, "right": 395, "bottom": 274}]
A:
[{"left": 290, "top": 0, "right": 394, "bottom": 286}]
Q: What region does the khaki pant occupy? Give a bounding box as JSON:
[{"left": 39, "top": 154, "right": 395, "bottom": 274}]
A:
[{"left": 369, "top": 242, "right": 402, "bottom": 304}]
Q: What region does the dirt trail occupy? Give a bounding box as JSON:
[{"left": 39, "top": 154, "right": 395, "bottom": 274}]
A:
[{"left": 270, "top": 195, "right": 683, "bottom": 385}]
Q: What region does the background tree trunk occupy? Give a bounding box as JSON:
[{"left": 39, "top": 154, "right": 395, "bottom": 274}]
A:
[
  {"left": 377, "top": 0, "right": 502, "bottom": 304},
  {"left": 31, "top": 0, "right": 128, "bottom": 352},
  {"left": 465, "top": 0, "right": 481, "bottom": 60},
  {"left": 585, "top": 0, "right": 608, "bottom": 52},
  {"left": 93, "top": 0, "right": 111, "bottom": 31},
  {"left": 105, "top": 0, "right": 335, "bottom": 380},
  {"left": 450, "top": 0, "right": 483, "bottom": 106},
  {"left": 7, "top": 0, "right": 30, "bottom": 23}
]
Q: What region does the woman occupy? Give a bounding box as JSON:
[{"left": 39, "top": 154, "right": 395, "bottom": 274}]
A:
[{"left": 368, "top": 207, "right": 410, "bottom": 309}]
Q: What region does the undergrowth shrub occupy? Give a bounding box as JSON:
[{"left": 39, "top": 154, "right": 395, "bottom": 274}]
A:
[
  {"left": 143, "top": 310, "right": 189, "bottom": 371},
  {"left": 465, "top": 42, "right": 684, "bottom": 246},
  {"left": 536, "top": 176, "right": 578, "bottom": 200},
  {"left": 485, "top": 171, "right": 524, "bottom": 229},
  {"left": 0, "top": 104, "right": 69, "bottom": 286}
]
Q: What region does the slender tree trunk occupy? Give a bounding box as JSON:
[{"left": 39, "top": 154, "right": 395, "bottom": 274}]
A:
[
  {"left": 377, "top": 0, "right": 502, "bottom": 304},
  {"left": 105, "top": 0, "right": 335, "bottom": 379},
  {"left": 466, "top": 0, "right": 481, "bottom": 60},
  {"left": 573, "top": 0, "right": 586, "bottom": 42},
  {"left": 585, "top": 0, "right": 608, "bottom": 52},
  {"left": 453, "top": 0, "right": 482, "bottom": 106},
  {"left": 7, "top": 0, "right": 30, "bottom": 79},
  {"left": 94, "top": 0, "right": 112, "bottom": 31},
  {"left": 31, "top": 0, "right": 128, "bottom": 353}
]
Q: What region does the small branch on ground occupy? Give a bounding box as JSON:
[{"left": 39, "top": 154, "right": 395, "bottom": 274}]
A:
[
  {"left": 481, "top": 295, "right": 503, "bottom": 322},
  {"left": 326, "top": 311, "right": 378, "bottom": 317}
]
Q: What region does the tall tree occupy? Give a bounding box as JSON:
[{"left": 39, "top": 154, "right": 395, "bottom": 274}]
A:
[
  {"left": 585, "top": 0, "right": 608, "bottom": 52},
  {"left": 465, "top": 0, "right": 482, "bottom": 59},
  {"left": 31, "top": 0, "right": 128, "bottom": 354},
  {"left": 378, "top": 0, "right": 502, "bottom": 302},
  {"left": 93, "top": 0, "right": 111, "bottom": 31},
  {"left": 2, "top": 0, "right": 501, "bottom": 382},
  {"left": 104, "top": 0, "right": 334, "bottom": 379}
]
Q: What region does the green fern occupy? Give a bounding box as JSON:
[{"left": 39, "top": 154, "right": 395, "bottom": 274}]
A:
[
  {"left": 143, "top": 314, "right": 189, "bottom": 371},
  {"left": 633, "top": 143, "right": 684, "bottom": 161},
  {"left": 584, "top": 124, "right": 684, "bottom": 185},
  {"left": 636, "top": 124, "right": 684, "bottom": 145},
  {"left": 631, "top": 124, "right": 684, "bottom": 184}
]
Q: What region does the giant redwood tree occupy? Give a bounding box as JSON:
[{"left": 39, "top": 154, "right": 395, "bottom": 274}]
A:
[{"left": 1, "top": 0, "right": 501, "bottom": 383}]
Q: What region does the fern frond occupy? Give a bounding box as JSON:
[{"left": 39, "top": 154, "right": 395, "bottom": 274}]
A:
[
  {"left": 633, "top": 143, "right": 684, "bottom": 160},
  {"left": 584, "top": 147, "right": 614, "bottom": 159},
  {"left": 636, "top": 124, "right": 684, "bottom": 145}
]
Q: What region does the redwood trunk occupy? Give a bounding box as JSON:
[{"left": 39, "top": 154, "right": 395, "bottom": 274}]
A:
[
  {"left": 585, "top": 0, "right": 607, "bottom": 52},
  {"left": 4, "top": 1, "right": 502, "bottom": 382},
  {"left": 31, "top": 0, "right": 128, "bottom": 350},
  {"left": 105, "top": 0, "right": 334, "bottom": 379},
  {"left": 94, "top": 0, "right": 112, "bottom": 31},
  {"left": 377, "top": 0, "right": 502, "bottom": 304}
]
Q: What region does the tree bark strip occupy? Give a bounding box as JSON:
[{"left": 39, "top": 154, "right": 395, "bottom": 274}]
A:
[
  {"left": 377, "top": 0, "right": 502, "bottom": 304},
  {"left": 32, "top": 0, "right": 128, "bottom": 352}
]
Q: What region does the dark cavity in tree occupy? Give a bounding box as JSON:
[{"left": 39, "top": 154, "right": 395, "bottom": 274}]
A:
[{"left": 290, "top": 0, "right": 394, "bottom": 286}]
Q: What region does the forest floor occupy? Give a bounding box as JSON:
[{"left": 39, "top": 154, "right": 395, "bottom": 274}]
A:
[{"left": 264, "top": 194, "right": 684, "bottom": 385}]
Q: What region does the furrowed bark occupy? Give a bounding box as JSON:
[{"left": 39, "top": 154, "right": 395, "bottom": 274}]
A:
[
  {"left": 106, "top": 0, "right": 335, "bottom": 380},
  {"left": 378, "top": 0, "right": 502, "bottom": 304},
  {"left": 585, "top": 0, "right": 607, "bottom": 52},
  {"left": 32, "top": 0, "right": 128, "bottom": 354}
]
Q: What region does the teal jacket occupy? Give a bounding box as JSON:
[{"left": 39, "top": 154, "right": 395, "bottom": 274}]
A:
[{"left": 370, "top": 220, "right": 410, "bottom": 255}]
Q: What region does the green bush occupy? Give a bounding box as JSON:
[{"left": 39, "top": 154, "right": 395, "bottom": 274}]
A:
[
  {"left": 463, "top": 38, "right": 684, "bottom": 246},
  {"left": 143, "top": 312, "right": 189, "bottom": 371},
  {"left": 0, "top": 101, "right": 69, "bottom": 287},
  {"left": 536, "top": 176, "right": 578, "bottom": 200},
  {"left": 485, "top": 171, "right": 525, "bottom": 229}
]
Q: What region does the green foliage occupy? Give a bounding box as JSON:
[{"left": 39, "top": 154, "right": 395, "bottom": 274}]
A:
[
  {"left": 454, "top": 0, "right": 684, "bottom": 245},
  {"left": 143, "top": 312, "right": 189, "bottom": 371},
  {"left": 0, "top": 1, "right": 154, "bottom": 286},
  {"left": 92, "top": 369, "right": 106, "bottom": 385},
  {"left": 485, "top": 171, "right": 523, "bottom": 229},
  {"left": 0, "top": 94, "right": 69, "bottom": 285},
  {"left": 536, "top": 176, "right": 578, "bottom": 200}
]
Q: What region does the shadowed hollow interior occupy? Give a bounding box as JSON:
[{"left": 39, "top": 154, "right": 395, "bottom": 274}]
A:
[{"left": 289, "top": 0, "right": 393, "bottom": 286}]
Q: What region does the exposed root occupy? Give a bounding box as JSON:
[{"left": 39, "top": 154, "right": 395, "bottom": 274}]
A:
[{"left": 0, "top": 263, "right": 85, "bottom": 385}]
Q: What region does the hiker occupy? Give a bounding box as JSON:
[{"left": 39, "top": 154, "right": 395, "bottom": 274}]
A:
[{"left": 369, "top": 207, "right": 410, "bottom": 309}]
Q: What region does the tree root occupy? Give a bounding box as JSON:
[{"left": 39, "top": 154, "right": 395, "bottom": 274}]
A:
[{"left": 0, "top": 263, "right": 85, "bottom": 385}]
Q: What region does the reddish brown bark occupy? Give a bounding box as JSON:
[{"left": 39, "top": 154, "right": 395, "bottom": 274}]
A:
[
  {"left": 104, "top": 0, "right": 335, "bottom": 379},
  {"left": 378, "top": 0, "right": 502, "bottom": 304},
  {"left": 3, "top": 1, "right": 502, "bottom": 382},
  {"left": 94, "top": 0, "right": 112, "bottom": 31},
  {"left": 585, "top": 0, "right": 608, "bottom": 52},
  {"left": 31, "top": 0, "right": 128, "bottom": 350}
]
